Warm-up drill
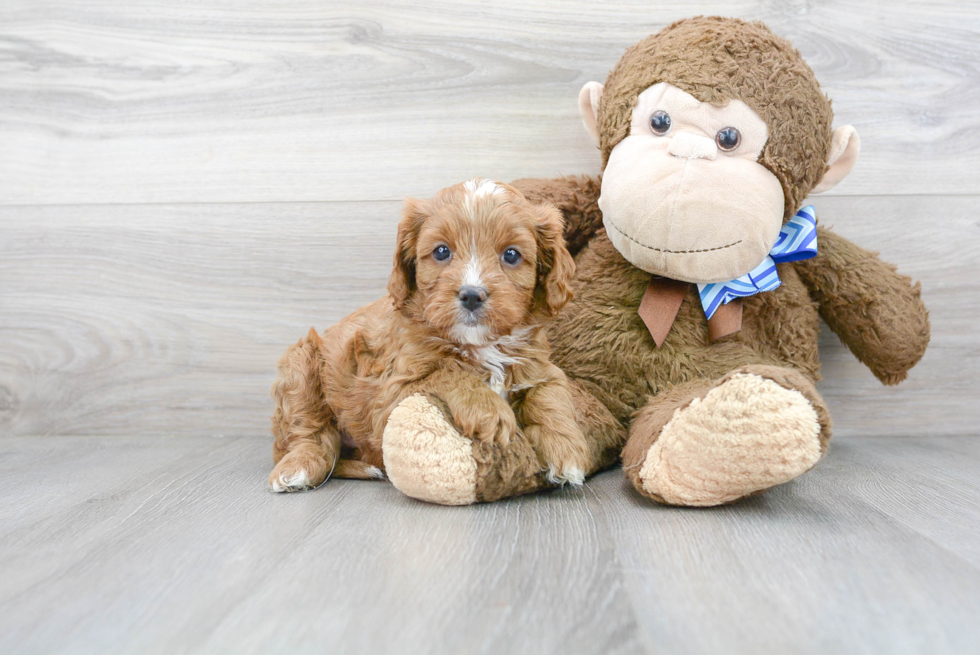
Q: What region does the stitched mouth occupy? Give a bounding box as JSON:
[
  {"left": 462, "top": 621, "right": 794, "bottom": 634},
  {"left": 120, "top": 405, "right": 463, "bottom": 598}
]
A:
[{"left": 606, "top": 219, "right": 741, "bottom": 254}]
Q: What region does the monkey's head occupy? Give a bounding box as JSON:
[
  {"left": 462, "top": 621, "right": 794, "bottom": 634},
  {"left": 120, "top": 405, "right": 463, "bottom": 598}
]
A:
[{"left": 579, "top": 17, "right": 860, "bottom": 283}]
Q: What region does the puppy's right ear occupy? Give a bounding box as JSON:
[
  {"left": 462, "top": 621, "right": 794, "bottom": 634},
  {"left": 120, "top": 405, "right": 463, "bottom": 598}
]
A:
[{"left": 388, "top": 197, "right": 427, "bottom": 309}]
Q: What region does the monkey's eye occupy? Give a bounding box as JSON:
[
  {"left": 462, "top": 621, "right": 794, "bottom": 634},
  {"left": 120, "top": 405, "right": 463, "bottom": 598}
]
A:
[
  {"left": 716, "top": 127, "right": 741, "bottom": 152},
  {"left": 650, "top": 110, "right": 671, "bottom": 135},
  {"left": 501, "top": 248, "right": 522, "bottom": 266},
  {"left": 432, "top": 245, "right": 452, "bottom": 262}
]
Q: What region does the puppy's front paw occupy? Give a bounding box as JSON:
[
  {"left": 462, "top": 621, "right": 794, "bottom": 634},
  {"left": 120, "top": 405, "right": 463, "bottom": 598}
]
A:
[
  {"left": 546, "top": 463, "right": 586, "bottom": 487},
  {"left": 544, "top": 444, "right": 589, "bottom": 487},
  {"left": 446, "top": 391, "right": 517, "bottom": 446},
  {"left": 528, "top": 425, "right": 590, "bottom": 488}
]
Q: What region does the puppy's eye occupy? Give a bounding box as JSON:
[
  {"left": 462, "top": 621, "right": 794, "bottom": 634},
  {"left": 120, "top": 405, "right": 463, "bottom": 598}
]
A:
[
  {"left": 650, "top": 110, "right": 671, "bottom": 135},
  {"left": 432, "top": 245, "right": 452, "bottom": 262},
  {"left": 501, "top": 248, "right": 521, "bottom": 265},
  {"left": 716, "top": 127, "right": 741, "bottom": 152}
]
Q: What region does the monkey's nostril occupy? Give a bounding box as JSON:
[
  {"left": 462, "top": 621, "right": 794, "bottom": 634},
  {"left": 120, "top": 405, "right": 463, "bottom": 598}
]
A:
[{"left": 458, "top": 286, "right": 487, "bottom": 312}]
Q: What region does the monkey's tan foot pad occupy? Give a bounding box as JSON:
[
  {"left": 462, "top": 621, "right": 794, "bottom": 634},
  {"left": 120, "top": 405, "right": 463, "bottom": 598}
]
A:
[
  {"left": 383, "top": 394, "right": 480, "bottom": 505},
  {"left": 637, "top": 373, "right": 822, "bottom": 506},
  {"left": 383, "top": 394, "right": 552, "bottom": 505}
]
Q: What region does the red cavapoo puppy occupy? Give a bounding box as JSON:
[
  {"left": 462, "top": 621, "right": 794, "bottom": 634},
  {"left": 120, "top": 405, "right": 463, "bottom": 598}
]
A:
[{"left": 268, "top": 178, "right": 589, "bottom": 493}]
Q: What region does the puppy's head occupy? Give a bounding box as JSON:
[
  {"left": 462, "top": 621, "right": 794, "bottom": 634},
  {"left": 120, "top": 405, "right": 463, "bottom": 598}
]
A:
[{"left": 388, "top": 178, "right": 574, "bottom": 345}]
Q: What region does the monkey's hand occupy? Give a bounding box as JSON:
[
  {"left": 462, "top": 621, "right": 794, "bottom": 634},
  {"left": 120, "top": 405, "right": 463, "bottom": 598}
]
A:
[
  {"left": 510, "top": 175, "right": 602, "bottom": 257},
  {"left": 796, "top": 225, "right": 930, "bottom": 385}
]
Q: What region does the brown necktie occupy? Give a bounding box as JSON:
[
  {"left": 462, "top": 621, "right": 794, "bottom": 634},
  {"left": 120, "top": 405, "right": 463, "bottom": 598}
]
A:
[{"left": 637, "top": 276, "right": 742, "bottom": 347}]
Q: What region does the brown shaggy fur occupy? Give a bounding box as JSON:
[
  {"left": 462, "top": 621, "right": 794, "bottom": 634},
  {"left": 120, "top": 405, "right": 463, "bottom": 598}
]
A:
[
  {"left": 439, "top": 17, "right": 929, "bottom": 504},
  {"left": 268, "top": 179, "right": 588, "bottom": 491}
]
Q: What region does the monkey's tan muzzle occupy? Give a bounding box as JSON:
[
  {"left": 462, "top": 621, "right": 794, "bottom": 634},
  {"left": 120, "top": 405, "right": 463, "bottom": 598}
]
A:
[{"left": 599, "top": 135, "right": 785, "bottom": 284}]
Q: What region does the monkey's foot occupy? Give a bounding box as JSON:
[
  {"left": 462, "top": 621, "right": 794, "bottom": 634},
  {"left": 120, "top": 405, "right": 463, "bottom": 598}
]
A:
[
  {"left": 624, "top": 366, "right": 830, "bottom": 506},
  {"left": 383, "top": 394, "right": 550, "bottom": 505}
]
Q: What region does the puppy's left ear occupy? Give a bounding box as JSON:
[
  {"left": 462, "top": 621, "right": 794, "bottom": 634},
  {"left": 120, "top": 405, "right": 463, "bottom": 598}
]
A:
[
  {"left": 533, "top": 203, "right": 575, "bottom": 315},
  {"left": 388, "top": 198, "right": 427, "bottom": 309}
]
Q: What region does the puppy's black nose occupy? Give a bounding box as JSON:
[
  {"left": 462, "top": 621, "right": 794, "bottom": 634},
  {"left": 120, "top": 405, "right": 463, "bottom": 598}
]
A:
[{"left": 458, "top": 287, "right": 487, "bottom": 312}]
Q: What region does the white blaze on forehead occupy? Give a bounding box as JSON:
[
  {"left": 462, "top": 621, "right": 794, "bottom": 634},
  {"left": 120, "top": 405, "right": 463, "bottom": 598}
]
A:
[
  {"left": 464, "top": 178, "right": 501, "bottom": 198},
  {"left": 461, "top": 179, "right": 503, "bottom": 285},
  {"left": 463, "top": 178, "right": 505, "bottom": 218},
  {"left": 462, "top": 249, "right": 484, "bottom": 288}
]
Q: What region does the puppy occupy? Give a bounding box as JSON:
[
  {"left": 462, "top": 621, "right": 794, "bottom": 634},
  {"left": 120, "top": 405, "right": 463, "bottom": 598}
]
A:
[{"left": 268, "top": 178, "right": 590, "bottom": 492}]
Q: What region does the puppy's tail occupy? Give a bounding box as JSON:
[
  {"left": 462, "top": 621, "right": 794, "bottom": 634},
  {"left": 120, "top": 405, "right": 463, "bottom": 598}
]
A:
[
  {"left": 270, "top": 328, "right": 341, "bottom": 476},
  {"left": 334, "top": 459, "right": 386, "bottom": 480}
]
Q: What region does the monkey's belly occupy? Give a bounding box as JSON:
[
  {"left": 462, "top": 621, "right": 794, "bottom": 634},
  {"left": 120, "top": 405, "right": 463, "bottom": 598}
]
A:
[{"left": 547, "top": 233, "right": 821, "bottom": 423}]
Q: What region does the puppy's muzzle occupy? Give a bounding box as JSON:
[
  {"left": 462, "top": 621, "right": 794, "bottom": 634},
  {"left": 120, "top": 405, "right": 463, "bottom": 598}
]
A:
[{"left": 458, "top": 286, "right": 488, "bottom": 312}]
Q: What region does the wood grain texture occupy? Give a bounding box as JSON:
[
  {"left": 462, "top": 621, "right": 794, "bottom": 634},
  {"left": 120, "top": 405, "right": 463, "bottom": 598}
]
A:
[
  {"left": 594, "top": 437, "right": 980, "bottom": 655},
  {"left": 1, "top": 194, "right": 975, "bottom": 438},
  {"left": 0, "top": 200, "right": 403, "bottom": 437},
  {"left": 1, "top": 0, "right": 978, "bottom": 204},
  {"left": 0, "top": 434, "right": 977, "bottom": 654}
]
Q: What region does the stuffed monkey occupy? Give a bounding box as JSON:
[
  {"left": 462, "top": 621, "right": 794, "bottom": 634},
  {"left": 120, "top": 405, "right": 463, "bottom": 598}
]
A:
[{"left": 382, "top": 16, "right": 930, "bottom": 506}]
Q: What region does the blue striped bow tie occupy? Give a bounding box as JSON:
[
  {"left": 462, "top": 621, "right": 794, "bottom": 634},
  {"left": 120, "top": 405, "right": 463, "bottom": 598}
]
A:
[{"left": 698, "top": 206, "right": 818, "bottom": 320}]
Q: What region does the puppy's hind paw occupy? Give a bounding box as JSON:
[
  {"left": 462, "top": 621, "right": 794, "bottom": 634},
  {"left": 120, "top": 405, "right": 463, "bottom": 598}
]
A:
[
  {"left": 546, "top": 465, "right": 585, "bottom": 488},
  {"left": 267, "top": 450, "right": 329, "bottom": 492},
  {"left": 269, "top": 469, "right": 314, "bottom": 493}
]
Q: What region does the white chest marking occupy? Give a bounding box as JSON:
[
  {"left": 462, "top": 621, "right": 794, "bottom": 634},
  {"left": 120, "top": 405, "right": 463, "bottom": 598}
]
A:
[
  {"left": 475, "top": 345, "right": 519, "bottom": 397},
  {"left": 469, "top": 328, "right": 530, "bottom": 398}
]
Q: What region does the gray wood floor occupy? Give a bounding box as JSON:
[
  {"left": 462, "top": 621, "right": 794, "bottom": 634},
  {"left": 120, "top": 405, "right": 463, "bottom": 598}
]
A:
[{"left": 1, "top": 435, "right": 978, "bottom": 655}]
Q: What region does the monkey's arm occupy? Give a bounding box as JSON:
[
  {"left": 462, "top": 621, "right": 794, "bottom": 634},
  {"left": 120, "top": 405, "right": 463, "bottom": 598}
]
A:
[
  {"left": 510, "top": 175, "right": 602, "bottom": 256},
  {"left": 795, "top": 226, "right": 930, "bottom": 385}
]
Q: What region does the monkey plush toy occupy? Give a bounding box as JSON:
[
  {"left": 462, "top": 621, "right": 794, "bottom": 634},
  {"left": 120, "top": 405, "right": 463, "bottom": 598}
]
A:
[{"left": 381, "top": 16, "right": 930, "bottom": 506}]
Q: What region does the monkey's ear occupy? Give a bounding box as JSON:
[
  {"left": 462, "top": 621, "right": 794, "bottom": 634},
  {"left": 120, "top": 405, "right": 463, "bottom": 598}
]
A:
[
  {"left": 811, "top": 126, "right": 860, "bottom": 194},
  {"left": 578, "top": 82, "right": 604, "bottom": 148},
  {"left": 388, "top": 198, "right": 427, "bottom": 309}
]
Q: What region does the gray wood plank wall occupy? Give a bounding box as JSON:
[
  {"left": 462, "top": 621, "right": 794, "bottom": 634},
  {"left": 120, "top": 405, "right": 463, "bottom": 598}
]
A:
[{"left": 1, "top": 1, "right": 978, "bottom": 438}]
